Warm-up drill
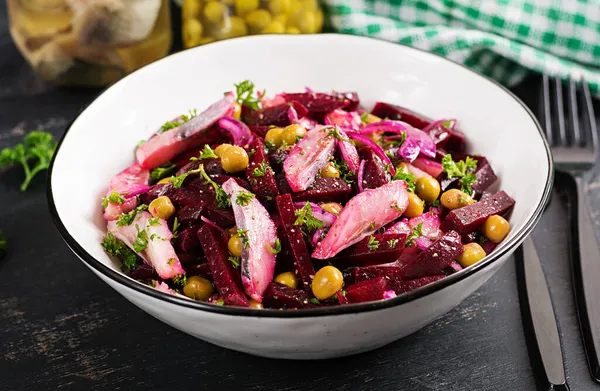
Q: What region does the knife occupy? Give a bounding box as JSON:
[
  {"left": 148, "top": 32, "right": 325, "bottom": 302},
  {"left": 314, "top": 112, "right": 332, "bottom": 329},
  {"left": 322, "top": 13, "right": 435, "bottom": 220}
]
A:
[{"left": 516, "top": 235, "right": 570, "bottom": 391}]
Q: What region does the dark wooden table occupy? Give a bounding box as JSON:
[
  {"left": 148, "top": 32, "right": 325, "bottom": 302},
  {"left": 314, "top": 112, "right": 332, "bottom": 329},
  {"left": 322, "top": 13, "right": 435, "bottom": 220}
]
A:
[{"left": 3, "top": 5, "right": 600, "bottom": 391}]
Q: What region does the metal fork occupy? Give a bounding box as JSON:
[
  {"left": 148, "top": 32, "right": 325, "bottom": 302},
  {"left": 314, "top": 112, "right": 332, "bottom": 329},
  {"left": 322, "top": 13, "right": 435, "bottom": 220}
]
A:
[{"left": 542, "top": 74, "right": 600, "bottom": 381}]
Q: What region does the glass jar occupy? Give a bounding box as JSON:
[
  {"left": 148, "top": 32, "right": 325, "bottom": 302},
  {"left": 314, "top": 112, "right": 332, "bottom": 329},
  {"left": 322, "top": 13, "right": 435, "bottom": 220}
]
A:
[
  {"left": 7, "top": 0, "right": 173, "bottom": 86},
  {"left": 182, "top": 0, "right": 323, "bottom": 48}
]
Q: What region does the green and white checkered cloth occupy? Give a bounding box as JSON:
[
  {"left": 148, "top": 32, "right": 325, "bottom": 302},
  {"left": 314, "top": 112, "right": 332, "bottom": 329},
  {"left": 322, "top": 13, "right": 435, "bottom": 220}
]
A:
[{"left": 323, "top": 0, "right": 600, "bottom": 95}]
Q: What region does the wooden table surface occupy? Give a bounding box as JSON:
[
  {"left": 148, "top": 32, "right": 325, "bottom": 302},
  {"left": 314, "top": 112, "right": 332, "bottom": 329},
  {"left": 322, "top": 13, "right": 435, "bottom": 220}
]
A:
[{"left": 2, "top": 5, "right": 600, "bottom": 391}]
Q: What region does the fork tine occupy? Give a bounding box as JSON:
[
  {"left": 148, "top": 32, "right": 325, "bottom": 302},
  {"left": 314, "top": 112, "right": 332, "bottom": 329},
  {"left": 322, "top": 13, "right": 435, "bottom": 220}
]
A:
[
  {"left": 580, "top": 76, "right": 598, "bottom": 152},
  {"left": 554, "top": 76, "right": 568, "bottom": 145},
  {"left": 569, "top": 77, "right": 582, "bottom": 146},
  {"left": 542, "top": 74, "right": 554, "bottom": 145}
]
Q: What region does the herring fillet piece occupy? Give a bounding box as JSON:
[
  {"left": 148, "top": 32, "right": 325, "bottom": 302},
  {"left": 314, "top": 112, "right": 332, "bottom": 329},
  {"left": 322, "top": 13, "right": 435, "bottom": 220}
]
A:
[
  {"left": 104, "top": 162, "right": 150, "bottom": 220},
  {"left": 107, "top": 211, "right": 184, "bottom": 279},
  {"left": 284, "top": 126, "right": 336, "bottom": 192},
  {"left": 222, "top": 178, "right": 277, "bottom": 302},
  {"left": 312, "top": 180, "right": 409, "bottom": 259},
  {"left": 136, "top": 93, "right": 235, "bottom": 169}
]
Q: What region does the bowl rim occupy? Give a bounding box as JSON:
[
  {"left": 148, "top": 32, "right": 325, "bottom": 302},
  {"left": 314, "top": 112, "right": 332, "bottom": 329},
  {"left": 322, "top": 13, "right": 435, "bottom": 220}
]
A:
[{"left": 47, "top": 34, "right": 554, "bottom": 318}]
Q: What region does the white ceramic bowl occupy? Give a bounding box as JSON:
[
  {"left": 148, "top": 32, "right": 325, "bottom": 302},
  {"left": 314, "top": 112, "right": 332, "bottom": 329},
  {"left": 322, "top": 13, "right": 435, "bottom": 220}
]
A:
[{"left": 48, "top": 34, "right": 552, "bottom": 360}]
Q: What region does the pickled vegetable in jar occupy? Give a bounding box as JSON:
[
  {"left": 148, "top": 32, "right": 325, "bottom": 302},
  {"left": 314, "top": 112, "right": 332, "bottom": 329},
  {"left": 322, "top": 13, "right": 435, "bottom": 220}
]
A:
[
  {"left": 182, "top": 0, "right": 324, "bottom": 48},
  {"left": 7, "top": 0, "right": 172, "bottom": 86}
]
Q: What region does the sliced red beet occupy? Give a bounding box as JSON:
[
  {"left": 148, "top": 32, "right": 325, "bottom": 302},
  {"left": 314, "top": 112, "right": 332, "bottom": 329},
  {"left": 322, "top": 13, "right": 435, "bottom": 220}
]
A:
[
  {"left": 176, "top": 224, "right": 204, "bottom": 252},
  {"left": 262, "top": 282, "right": 311, "bottom": 309},
  {"left": 184, "top": 262, "right": 213, "bottom": 279},
  {"left": 130, "top": 263, "right": 158, "bottom": 281},
  {"left": 358, "top": 147, "right": 389, "bottom": 190},
  {"left": 336, "top": 290, "right": 350, "bottom": 304},
  {"left": 441, "top": 191, "right": 515, "bottom": 234},
  {"left": 371, "top": 102, "right": 431, "bottom": 130},
  {"left": 425, "top": 123, "right": 467, "bottom": 153},
  {"left": 242, "top": 101, "right": 308, "bottom": 126},
  {"left": 275, "top": 194, "right": 316, "bottom": 291},
  {"left": 472, "top": 158, "right": 497, "bottom": 197},
  {"left": 176, "top": 204, "right": 205, "bottom": 226},
  {"left": 245, "top": 138, "right": 280, "bottom": 205},
  {"left": 189, "top": 174, "right": 251, "bottom": 192},
  {"left": 249, "top": 125, "right": 270, "bottom": 138},
  {"left": 291, "top": 177, "right": 352, "bottom": 203},
  {"left": 176, "top": 157, "right": 223, "bottom": 176},
  {"left": 283, "top": 92, "right": 350, "bottom": 114},
  {"left": 335, "top": 92, "right": 360, "bottom": 111},
  {"left": 345, "top": 277, "right": 389, "bottom": 303},
  {"left": 481, "top": 239, "right": 498, "bottom": 254},
  {"left": 394, "top": 275, "right": 446, "bottom": 294},
  {"left": 203, "top": 196, "right": 235, "bottom": 227},
  {"left": 197, "top": 225, "right": 249, "bottom": 307},
  {"left": 328, "top": 233, "right": 408, "bottom": 267},
  {"left": 401, "top": 231, "right": 464, "bottom": 279},
  {"left": 353, "top": 266, "right": 405, "bottom": 291}
]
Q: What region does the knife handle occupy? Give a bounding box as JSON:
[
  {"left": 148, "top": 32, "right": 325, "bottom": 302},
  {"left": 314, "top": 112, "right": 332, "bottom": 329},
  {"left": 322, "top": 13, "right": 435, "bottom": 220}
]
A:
[
  {"left": 571, "top": 176, "right": 600, "bottom": 382},
  {"left": 517, "top": 236, "right": 570, "bottom": 391}
]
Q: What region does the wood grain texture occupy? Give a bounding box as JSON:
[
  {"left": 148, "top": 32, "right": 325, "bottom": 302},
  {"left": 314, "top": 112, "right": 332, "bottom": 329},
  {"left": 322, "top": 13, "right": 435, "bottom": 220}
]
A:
[{"left": 1, "top": 5, "right": 600, "bottom": 391}]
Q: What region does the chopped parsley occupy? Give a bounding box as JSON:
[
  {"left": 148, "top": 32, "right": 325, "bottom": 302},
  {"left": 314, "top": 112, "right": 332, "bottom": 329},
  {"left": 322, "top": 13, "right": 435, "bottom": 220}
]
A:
[
  {"left": 148, "top": 217, "right": 160, "bottom": 226},
  {"left": 101, "top": 232, "right": 138, "bottom": 271},
  {"left": 369, "top": 222, "right": 376, "bottom": 230},
  {"left": 336, "top": 161, "right": 355, "bottom": 184},
  {"left": 170, "top": 167, "right": 202, "bottom": 189},
  {"left": 390, "top": 202, "right": 404, "bottom": 212},
  {"left": 160, "top": 109, "right": 197, "bottom": 133},
  {"left": 367, "top": 235, "right": 379, "bottom": 251},
  {"left": 266, "top": 239, "right": 281, "bottom": 254},
  {"left": 360, "top": 112, "right": 370, "bottom": 125},
  {"left": 237, "top": 229, "right": 249, "bottom": 248},
  {"left": 116, "top": 205, "right": 149, "bottom": 227},
  {"left": 150, "top": 163, "right": 177, "bottom": 183},
  {"left": 214, "top": 299, "right": 225, "bottom": 306},
  {"left": 236, "top": 191, "right": 255, "bottom": 206},
  {"left": 431, "top": 199, "right": 440, "bottom": 208},
  {"left": 172, "top": 274, "right": 187, "bottom": 286},
  {"left": 252, "top": 162, "right": 271, "bottom": 177},
  {"left": 0, "top": 130, "right": 57, "bottom": 191},
  {"left": 308, "top": 298, "right": 320, "bottom": 305},
  {"left": 265, "top": 140, "right": 276, "bottom": 149},
  {"left": 327, "top": 126, "right": 348, "bottom": 142},
  {"left": 135, "top": 140, "right": 146, "bottom": 151},
  {"left": 133, "top": 225, "right": 149, "bottom": 253},
  {"left": 102, "top": 190, "right": 125, "bottom": 208},
  {"left": 387, "top": 239, "right": 399, "bottom": 248},
  {"left": 167, "top": 258, "right": 176, "bottom": 266},
  {"left": 406, "top": 223, "right": 423, "bottom": 247},
  {"left": 197, "top": 164, "right": 231, "bottom": 208},
  {"left": 234, "top": 80, "right": 262, "bottom": 110},
  {"left": 191, "top": 144, "right": 218, "bottom": 160},
  {"left": 293, "top": 202, "right": 325, "bottom": 234},
  {"left": 442, "top": 154, "right": 478, "bottom": 195},
  {"left": 228, "top": 256, "right": 241, "bottom": 268},
  {"left": 171, "top": 217, "right": 180, "bottom": 239},
  {"left": 392, "top": 171, "right": 416, "bottom": 192}
]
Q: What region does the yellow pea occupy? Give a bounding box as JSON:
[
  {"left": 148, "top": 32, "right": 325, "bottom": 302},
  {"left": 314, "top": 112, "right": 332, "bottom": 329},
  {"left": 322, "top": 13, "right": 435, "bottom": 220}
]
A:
[
  {"left": 269, "top": 0, "right": 291, "bottom": 15},
  {"left": 204, "top": 1, "right": 229, "bottom": 24},
  {"left": 286, "top": 26, "right": 301, "bottom": 34},
  {"left": 183, "top": 19, "right": 204, "bottom": 47},
  {"left": 245, "top": 9, "right": 272, "bottom": 33},
  {"left": 262, "top": 20, "right": 285, "bottom": 34},
  {"left": 235, "top": 0, "right": 259, "bottom": 16},
  {"left": 295, "top": 10, "right": 316, "bottom": 34},
  {"left": 149, "top": 196, "right": 175, "bottom": 219},
  {"left": 312, "top": 266, "right": 344, "bottom": 300},
  {"left": 457, "top": 243, "right": 487, "bottom": 268},
  {"left": 274, "top": 272, "right": 298, "bottom": 289},
  {"left": 217, "top": 16, "right": 248, "bottom": 39},
  {"left": 183, "top": 0, "right": 202, "bottom": 19},
  {"left": 249, "top": 299, "right": 264, "bottom": 309}
]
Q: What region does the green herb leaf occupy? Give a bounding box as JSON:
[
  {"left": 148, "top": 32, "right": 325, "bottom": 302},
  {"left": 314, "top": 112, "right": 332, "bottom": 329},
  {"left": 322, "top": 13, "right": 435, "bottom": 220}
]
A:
[
  {"left": 460, "top": 172, "right": 477, "bottom": 196},
  {"left": 431, "top": 199, "right": 440, "bottom": 208},
  {"left": 442, "top": 154, "right": 478, "bottom": 195},
  {"left": 116, "top": 204, "right": 149, "bottom": 227},
  {"left": 252, "top": 162, "right": 271, "bottom": 177},
  {"left": 135, "top": 140, "right": 146, "bottom": 152},
  {"left": 150, "top": 163, "right": 177, "bottom": 183},
  {"left": 236, "top": 191, "right": 255, "bottom": 206},
  {"left": 336, "top": 160, "right": 355, "bottom": 185},
  {"left": 392, "top": 171, "right": 416, "bottom": 193},
  {"left": 170, "top": 168, "right": 202, "bottom": 189},
  {"left": 214, "top": 299, "right": 225, "bottom": 306},
  {"left": 197, "top": 164, "right": 231, "bottom": 208},
  {"left": 406, "top": 223, "right": 423, "bottom": 247},
  {"left": 228, "top": 256, "right": 241, "bottom": 268},
  {"left": 237, "top": 229, "right": 249, "bottom": 249},
  {"left": 367, "top": 235, "right": 379, "bottom": 251},
  {"left": 101, "top": 232, "right": 139, "bottom": 271},
  {"left": 160, "top": 109, "right": 197, "bottom": 133},
  {"left": 194, "top": 144, "right": 218, "bottom": 160},
  {"left": 266, "top": 238, "right": 281, "bottom": 254},
  {"left": 171, "top": 217, "right": 180, "bottom": 240},
  {"left": 327, "top": 126, "right": 348, "bottom": 142},
  {"left": 293, "top": 202, "right": 325, "bottom": 234},
  {"left": 102, "top": 190, "right": 126, "bottom": 208},
  {"left": 0, "top": 131, "right": 57, "bottom": 191},
  {"left": 234, "top": 80, "right": 261, "bottom": 110},
  {"left": 148, "top": 217, "right": 160, "bottom": 226},
  {"left": 387, "top": 239, "right": 399, "bottom": 248},
  {"left": 133, "top": 225, "right": 149, "bottom": 253},
  {"left": 360, "top": 112, "right": 370, "bottom": 125},
  {"left": 308, "top": 298, "right": 320, "bottom": 305},
  {"left": 168, "top": 258, "right": 176, "bottom": 266},
  {"left": 172, "top": 274, "right": 187, "bottom": 286}
]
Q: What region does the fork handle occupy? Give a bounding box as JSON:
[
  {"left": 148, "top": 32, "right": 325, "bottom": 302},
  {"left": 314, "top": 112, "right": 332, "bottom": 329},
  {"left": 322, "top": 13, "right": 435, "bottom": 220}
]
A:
[{"left": 572, "top": 175, "right": 600, "bottom": 381}]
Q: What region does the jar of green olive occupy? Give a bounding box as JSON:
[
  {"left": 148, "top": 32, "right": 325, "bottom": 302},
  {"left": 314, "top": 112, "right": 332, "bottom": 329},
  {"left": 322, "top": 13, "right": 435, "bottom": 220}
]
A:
[{"left": 182, "top": 0, "right": 324, "bottom": 48}]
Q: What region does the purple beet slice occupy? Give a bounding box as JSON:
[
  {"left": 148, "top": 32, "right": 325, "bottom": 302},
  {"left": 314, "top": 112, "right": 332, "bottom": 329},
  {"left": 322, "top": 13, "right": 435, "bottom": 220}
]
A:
[
  {"left": 441, "top": 191, "right": 515, "bottom": 234},
  {"left": 353, "top": 266, "right": 405, "bottom": 291},
  {"left": 262, "top": 282, "right": 310, "bottom": 309},
  {"left": 242, "top": 101, "right": 308, "bottom": 126},
  {"left": 176, "top": 157, "right": 223, "bottom": 176},
  {"left": 471, "top": 157, "right": 497, "bottom": 197},
  {"left": 335, "top": 92, "right": 360, "bottom": 111},
  {"left": 275, "top": 194, "right": 316, "bottom": 291},
  {"left": 425, "top": 123, "right": 466, "bottom": 153},
  {"left": 328, "top": 233, "right": 408, "bottom": 267},
  {"left": 176, "top": 224, "right": 204, "bottom": 252},
  {"left": 130, "top": 263, "right": 158, "bottom": 281},
  {"left": 291, "top": 177, "right": 352, "bottom": 203},
  {"left": 184, "top": 262, "right": 213, "bottom": 279},
  {"left": 245, "top": 137, "right": 280, "bottom": 205},
  {"left": 393, "top": 275, "right": 446, "bottom": 294},
  {"left": 371, "top": 102, "right": 431, "bottom": 130},
  {"left": 345, "top": 277, "right": 389, "bottom": 303},
  {"left": 249, "top": 126, "right": 270, "bottom": 138},
  {"left": 176, "top": 204, "right": 205, "bottom": 226},
  {"left": 401, "top": 231, "right": 464, "bottom": 279},
  {"left": 269, "top": 149, "right": 289, "bottom": 173},
  {"left": 197, "top": 224, "right": 249, "bottom": 307},
  {"left": 283, "top": 92, "right": 350, "bottom": 114},
  {"left": 358, "top": 147, "right": 389, "bottom": 190}
]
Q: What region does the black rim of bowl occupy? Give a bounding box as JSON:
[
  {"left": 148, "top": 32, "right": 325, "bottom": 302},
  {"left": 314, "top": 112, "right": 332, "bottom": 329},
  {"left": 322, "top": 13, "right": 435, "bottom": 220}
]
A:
[{"left": 46, "top": 34, "right": 554, "bottom": 318}]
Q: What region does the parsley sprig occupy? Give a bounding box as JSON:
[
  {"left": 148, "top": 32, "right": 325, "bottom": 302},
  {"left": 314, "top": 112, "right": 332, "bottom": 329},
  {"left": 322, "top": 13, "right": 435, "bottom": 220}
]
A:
[
  {"left": 101, "top": 232, "right": 139, "bottom": 271},
  {"left": 442, "top": 154, "right": 478, "bottom": 196},
  {"left": 197, "top": 164, "right": 231, "bottom": 208},
  {"left": 236, "top": 191, "right": 255, "bottom": 206},
  {"left": 387, "top": 239, "right": 399, "bottom": 248},
  {"left": 252, "top": 162, "right": 271, "bottom": 177},
  {"left": 234, "top": 80, "right": 262, "bottom": 110},
  {"left": 406, "top": 223, "right": 423, "bottom": 247},
  {"left": 116, "top": 205, "right": 149, "bottom": 227},
  {"left": 150, "top": 163, "right": 177, "bottom": 183},
  {"left": 102, "top": 190, "right": 125, "bottom": 208},
  {"left": 170, "top": 168, "right": 202, "bottom": 189},
  {"left": 266, "top": 238, "right": 281, "bottom": 254},
  {"left": 0, "top": 131, "right": 57, "bottom": 191},
  {"left": 133, "top": 225, "right": 149, "bottom": 253},
  {"left": 191, "top": 145, "right": 218, "bottom": 160},
  {"left": 228, "top": 256, "right": 241, "bottom": 268},
  {"left": 237, "top": 229, "right": 249, "bottom": 248},
  {"left": 160, "top": 109, "right": 198, "bottom": 133},
  {"left": 293, "top": 202, "right": 325, "bottom": 234},
  {"left": 392, "top": 171, "right": 416, "bottom": 193},
  {"left": 367, "top": 235, "right": 379, "bottom": 251}
]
